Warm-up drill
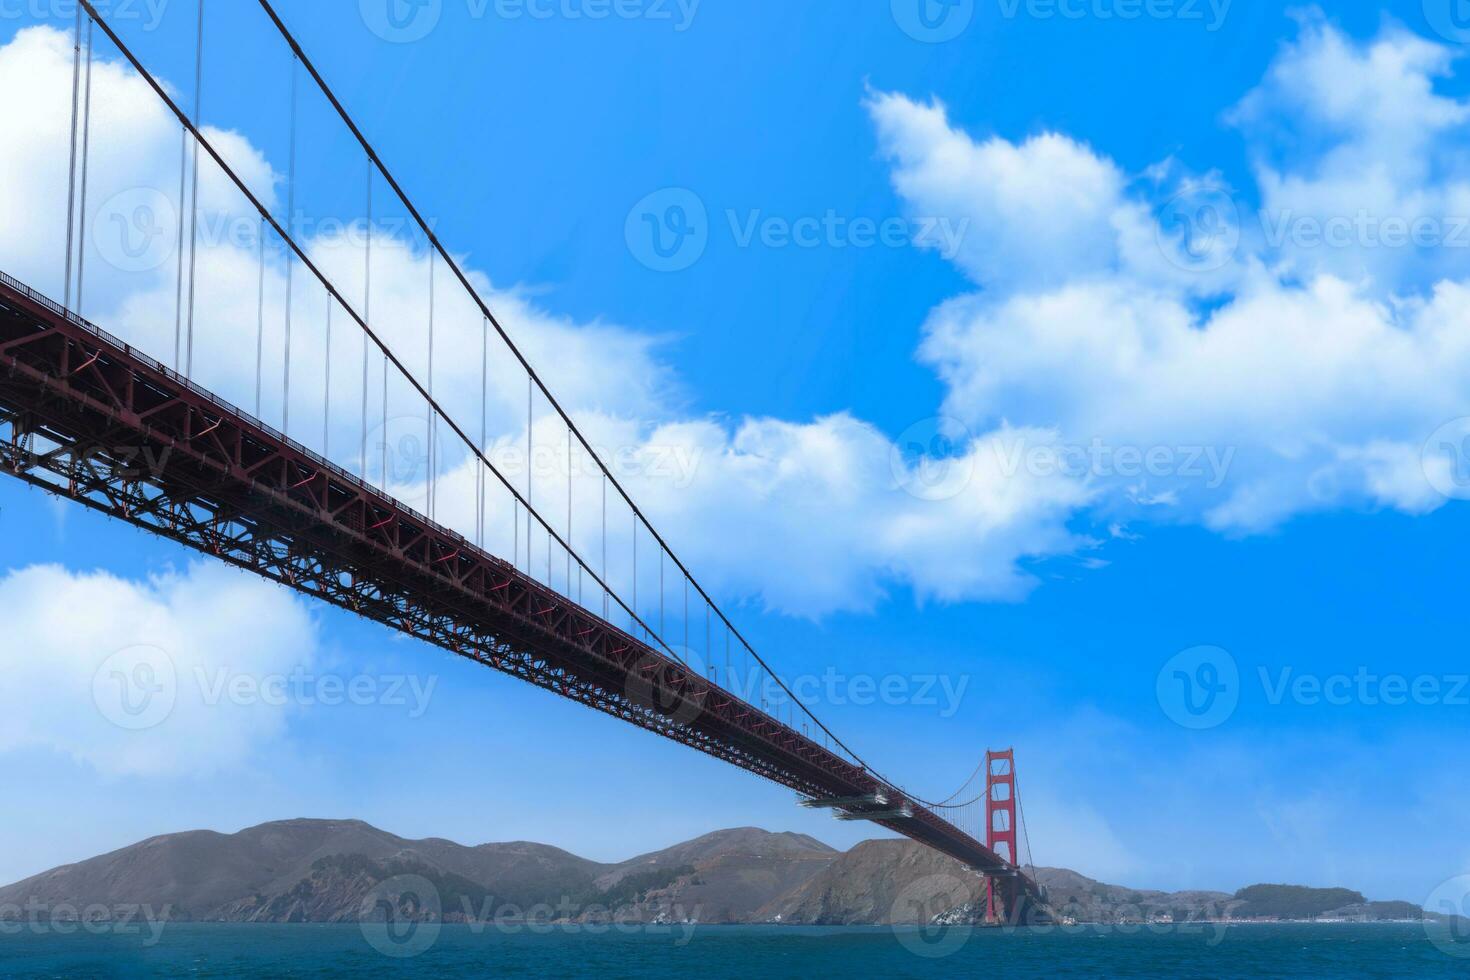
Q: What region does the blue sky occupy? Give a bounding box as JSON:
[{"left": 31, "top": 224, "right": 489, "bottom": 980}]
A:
[{"left": 2, "top": 0, "right": 1469, "bottom": 909}]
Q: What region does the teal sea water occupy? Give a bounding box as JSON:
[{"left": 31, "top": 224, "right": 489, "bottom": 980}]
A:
[{"left": 2, "top": 922, "right": 1466, "bottom": 978}]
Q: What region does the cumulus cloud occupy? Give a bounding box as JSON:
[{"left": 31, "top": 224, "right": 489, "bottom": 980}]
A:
[
  {"left": 0, "top": 25, "right": 1091, "bottom": 619},
  {"left": 873, "top": 12, "right": 1470, "bottom": 532},
  {"left": 5, "top": 12, "right": 1466, "bottom": 621},
  {"left": 0, "top": 563, "right": 318, "bottom": 777}
]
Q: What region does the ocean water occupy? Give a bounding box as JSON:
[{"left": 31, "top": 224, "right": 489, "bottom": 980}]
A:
[{"left": 1, "top": 922, "right": 1466, "bottom": 978}]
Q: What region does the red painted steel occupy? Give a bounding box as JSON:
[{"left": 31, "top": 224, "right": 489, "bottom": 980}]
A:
[
  {"left": 0, "top": 270, "right": 1040, "bottom": 912},
  {"left": 985, "top": 748, "right": 1020, "bottom": 923}
]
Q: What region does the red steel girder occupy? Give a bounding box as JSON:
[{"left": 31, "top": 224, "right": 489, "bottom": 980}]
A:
[{"left": 0, "top": 270, "right": 1038, "bottom": 908}]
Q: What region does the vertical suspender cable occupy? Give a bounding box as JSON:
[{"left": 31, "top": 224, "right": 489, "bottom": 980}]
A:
[
  {"left": 244, "top": 0, "right": 907, "bottom": 784},
  {"left": 479, "top": 314, "right": 487, "bottom": 550},
  {"left": 361, "top": 165, "right": 372, "bottom": 479},
  {"left": 74, "top": 18, "right": 94, "bottom": 317},
  {"left": 83, "top": 0, "right": 701, "bottom": 676},
  {"left": 601, "top": 474, "right": 607, "bottom": 618},
  {"left": 427, "top": 248, "right": 436, "bottom": 520},
  {"left": 380, "top": 348, "right": 388, "bottom": 487},
  {"left": 564, "top": 426, "right": 570, "bottom": 590},
  {"left": 526, "top": 377, "right": 533, "bottom": 572},
  {"left": 255, "top": 217, "right": 264, "bottom": 415},
  {"left": 282, "top": 53, "right": 297, "bottom": 435},
  {"left": 64, "top": 5, "right": 81, "bottom": 312},
  {"left": 631, "top": 512, "right": 637, "bottom": 633},
  {"left": 323, "top": 299, "right": 331, "bottom": 455},
  {"left": 173, "top": 127, "right": 187, "bottom": 368},
  {"left": 184, "top": 0, "right": 204, "bottom": 376}
]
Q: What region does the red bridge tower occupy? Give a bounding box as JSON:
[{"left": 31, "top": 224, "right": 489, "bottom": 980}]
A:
[{"left": 985, "top": 747, "right": 1018, "bottom": 924}]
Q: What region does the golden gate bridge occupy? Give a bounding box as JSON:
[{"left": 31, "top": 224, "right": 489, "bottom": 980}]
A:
[{"left": 0, "top": 0, "right": 1043, "bottom": 923}]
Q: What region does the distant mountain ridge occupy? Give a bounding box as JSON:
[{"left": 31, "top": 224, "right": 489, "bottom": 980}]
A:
[{"left": 0, "top": 819, "right": 1445, "bottom": 927}]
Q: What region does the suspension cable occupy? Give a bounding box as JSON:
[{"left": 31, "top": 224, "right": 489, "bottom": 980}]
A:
[
  {"left": 86, "top": 0, "right": 963, "bottom": 803},
  {"left": 184, "top": 0, "right": 204, "bottom": 376},
  {"left": 249, "top": 0, "right": 903, "bottom": 779},
  {"left": 63, "top": 5, "right": 81, "bottom": 312},
  {"left": 74, "top": 17, "right": 94, "bottom": 317},
  {"left": 77, "top": 0, "right": 690, "bottom": 670},
  {"left": 427, "top": 247, "right": 436, "bottom": 521},
  {"left": 479, "top": 314, "right": 487, "bottom": 550},
  {"left": 281, "top": 52, "right": 296, "bottom": 435},
  {"left": 361, "top": 164, "right": 372, "bottom": 479},
  {"left": 929, "top": 755, "right": 988, "bottom": 808},
  {"left": 173, "top": 125, "right": 187, "bottom": 369},
  {"left": 566, "top": 427, "right": 572, "bottom": 592},
  {"left": 525, "top": 377, "right": 531, "bottom": 571},
  {"left": 323, "top": 298, "right": 332, "bottom": 455},
  {"left": 255, "top": 217, "right": 264, "bottom": 415},
  {"left": 1016, "top": 771, "right": 1037, "bottom": 877}
]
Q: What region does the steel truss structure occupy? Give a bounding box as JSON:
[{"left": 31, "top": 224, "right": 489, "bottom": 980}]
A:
[{"left": 0, "top": 271, "right": 1039, "bottom": 916}]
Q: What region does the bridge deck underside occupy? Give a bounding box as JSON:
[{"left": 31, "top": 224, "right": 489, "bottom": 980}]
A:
[{"left": 0, "top": 273, "right": 1035, "bottom": 910}]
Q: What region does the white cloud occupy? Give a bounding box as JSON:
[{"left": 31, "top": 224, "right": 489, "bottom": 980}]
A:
[
  {"left": 872, "top": 13, "right": 1470, "bottom": 533},
  {"left": 5, "top": 13, "right": 1468, "bottom": 621},
  {"left": 0, "top": 563, "right": 318, "bottom": 777},
  {"left": 1229, "top": 12, "right": 1470, "bottom": 291},
  {"left": 0, "top": 25, "right": 1092, "bottom": 618}
]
